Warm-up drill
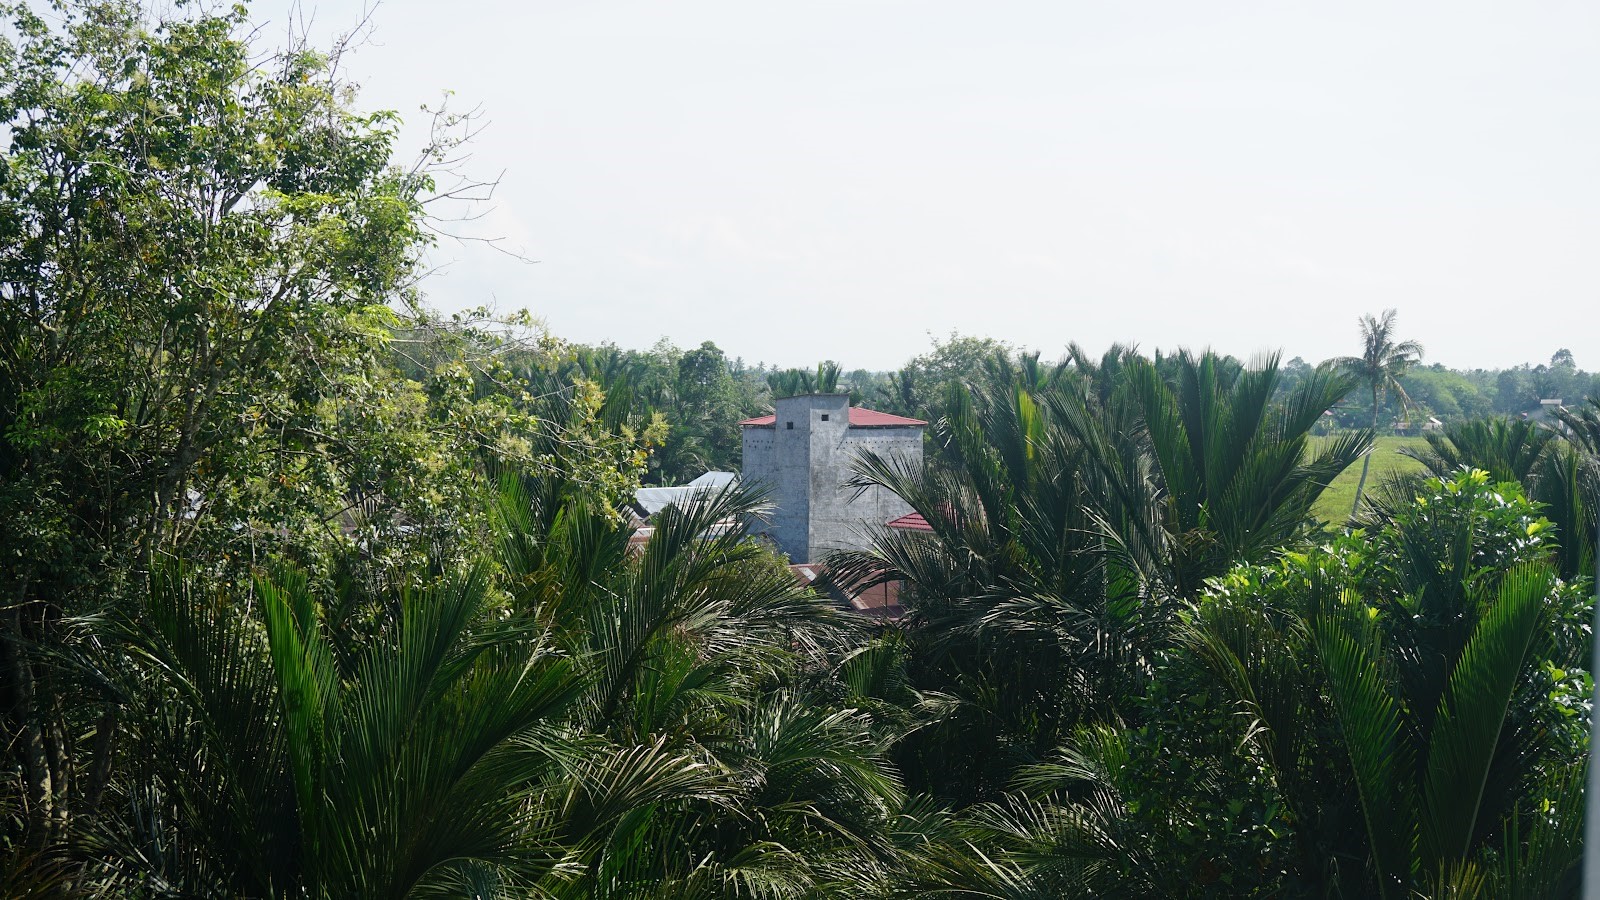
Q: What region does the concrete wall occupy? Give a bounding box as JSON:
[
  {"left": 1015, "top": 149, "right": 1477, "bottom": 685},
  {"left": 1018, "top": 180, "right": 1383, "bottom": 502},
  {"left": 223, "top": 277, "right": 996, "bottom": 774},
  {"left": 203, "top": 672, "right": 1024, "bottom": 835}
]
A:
[
  {"left": 740, "top": 420, "right": 782, "bottom": 551},
  {"left": 741, "top": 394, "right": 922, "bottom": 563},
  {"left": 806, "top": 423, "right": 919, "bottom": 562}
]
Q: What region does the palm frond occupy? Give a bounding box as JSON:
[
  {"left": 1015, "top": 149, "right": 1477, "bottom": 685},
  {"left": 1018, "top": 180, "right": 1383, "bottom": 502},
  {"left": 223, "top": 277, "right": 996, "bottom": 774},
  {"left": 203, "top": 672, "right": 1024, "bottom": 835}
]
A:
[
  {"left": 1419, "top": 565, "right": 1552, "bottom": 861},
  {"left": 1314, "top": 598, "right": 1415, "bottom": 897}
]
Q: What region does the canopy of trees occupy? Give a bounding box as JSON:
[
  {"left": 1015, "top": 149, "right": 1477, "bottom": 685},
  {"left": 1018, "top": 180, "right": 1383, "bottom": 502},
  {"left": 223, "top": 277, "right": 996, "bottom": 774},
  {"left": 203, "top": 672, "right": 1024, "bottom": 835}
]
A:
[{"left": 2, "top": 3, "right": 1594, "bottom": 898}]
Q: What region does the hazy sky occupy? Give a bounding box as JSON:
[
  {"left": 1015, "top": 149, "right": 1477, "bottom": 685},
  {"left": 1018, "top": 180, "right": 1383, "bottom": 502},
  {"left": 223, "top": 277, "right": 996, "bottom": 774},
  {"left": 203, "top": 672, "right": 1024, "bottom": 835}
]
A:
[{"left": 272, "top": 1, "right": 1597, "bottom": 371}]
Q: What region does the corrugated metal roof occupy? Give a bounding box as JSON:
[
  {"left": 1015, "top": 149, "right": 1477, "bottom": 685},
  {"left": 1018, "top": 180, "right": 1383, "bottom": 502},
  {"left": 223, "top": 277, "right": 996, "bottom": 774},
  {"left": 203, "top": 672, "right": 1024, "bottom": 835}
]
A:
[
  {"left": 634, "top": 472, "right": 737, "bottom": 516},
  {"left": 739, "top": 407, "right": 927, "bottom": 428}
]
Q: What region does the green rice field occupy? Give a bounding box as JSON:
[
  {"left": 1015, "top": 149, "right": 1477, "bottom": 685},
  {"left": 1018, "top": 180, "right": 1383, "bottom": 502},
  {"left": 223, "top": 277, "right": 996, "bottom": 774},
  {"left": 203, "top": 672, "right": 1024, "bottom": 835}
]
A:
[{"left": 1311, "top": 435, "right": 1431, "bottom": 523}]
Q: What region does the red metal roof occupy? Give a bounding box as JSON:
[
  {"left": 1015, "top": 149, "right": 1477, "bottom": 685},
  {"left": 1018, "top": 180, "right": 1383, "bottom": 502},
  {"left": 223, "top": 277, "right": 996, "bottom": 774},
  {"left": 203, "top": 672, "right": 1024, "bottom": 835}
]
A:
[
  {"left": 789, "top": 564, "right": 905, "bottom": 620},
  {"left": 885, "top": 511, "right": 933, "bottom": 532},
  {"left": 739, "top": 407, "right": 927, "bottom": 428}
]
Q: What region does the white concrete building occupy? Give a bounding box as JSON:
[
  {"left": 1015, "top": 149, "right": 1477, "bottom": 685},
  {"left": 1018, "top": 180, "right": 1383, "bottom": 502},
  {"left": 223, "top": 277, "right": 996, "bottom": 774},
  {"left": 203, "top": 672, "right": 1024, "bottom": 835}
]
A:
[{"left": 739, "top": 394, "right": 925, "bottom": 563}]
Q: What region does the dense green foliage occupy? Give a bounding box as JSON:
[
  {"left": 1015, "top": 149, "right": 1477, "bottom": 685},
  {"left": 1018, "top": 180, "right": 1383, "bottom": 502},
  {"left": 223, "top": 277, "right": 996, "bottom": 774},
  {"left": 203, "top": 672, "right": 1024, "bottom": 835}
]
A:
[
  {"left": 2, "top": 2, "right": 1594, "bottom": 897},
  {"left": 1190, "top": 473, "right": 1589, "bottom": 896}
]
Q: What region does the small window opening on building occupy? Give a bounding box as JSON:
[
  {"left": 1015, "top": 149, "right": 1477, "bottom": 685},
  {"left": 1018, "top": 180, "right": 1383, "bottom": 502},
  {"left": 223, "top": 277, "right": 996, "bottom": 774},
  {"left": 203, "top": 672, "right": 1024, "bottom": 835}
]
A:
[
  {"left": 786, "top": 421, "right": 794, "bottom": 430},
  {"left": 820, "top": 414, "right": 830, "bottom": 421}
]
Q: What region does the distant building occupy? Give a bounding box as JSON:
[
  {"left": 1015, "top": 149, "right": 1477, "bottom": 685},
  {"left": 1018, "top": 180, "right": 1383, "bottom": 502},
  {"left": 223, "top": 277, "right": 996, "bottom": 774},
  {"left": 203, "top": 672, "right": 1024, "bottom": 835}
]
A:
[
  {"left": 1532, "top": 399, "right": 1564, "bottom": 425},
  {"left": 633, "top": 471, "right": 737, "bottom": 518},
  {"left": 739, "top": 394, "right": 925, "bottom": 563},
  {"left": 627, "top": 471, "right": 741, "bottom": 555}
]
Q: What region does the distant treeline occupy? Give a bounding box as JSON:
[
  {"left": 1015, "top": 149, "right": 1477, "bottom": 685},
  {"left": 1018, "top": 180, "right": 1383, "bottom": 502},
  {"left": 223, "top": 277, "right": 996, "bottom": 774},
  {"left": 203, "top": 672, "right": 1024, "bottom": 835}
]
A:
[{"left": 574, "top": 332, "right": 1597, "bottom": 483}]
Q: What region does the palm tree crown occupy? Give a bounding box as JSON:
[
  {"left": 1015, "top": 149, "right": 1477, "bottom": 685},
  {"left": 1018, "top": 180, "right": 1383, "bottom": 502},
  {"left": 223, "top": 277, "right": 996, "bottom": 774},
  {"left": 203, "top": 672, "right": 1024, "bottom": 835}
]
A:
[{"left": 1332, "top": 309, "right": 1423, "bottom": 516}]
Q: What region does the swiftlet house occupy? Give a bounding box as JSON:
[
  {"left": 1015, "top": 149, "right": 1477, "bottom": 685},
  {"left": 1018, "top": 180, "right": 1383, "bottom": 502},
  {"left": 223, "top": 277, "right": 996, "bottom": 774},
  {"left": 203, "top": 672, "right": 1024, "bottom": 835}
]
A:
[{"left": 739, "top": 393, "right": 925, "bottom": 564}]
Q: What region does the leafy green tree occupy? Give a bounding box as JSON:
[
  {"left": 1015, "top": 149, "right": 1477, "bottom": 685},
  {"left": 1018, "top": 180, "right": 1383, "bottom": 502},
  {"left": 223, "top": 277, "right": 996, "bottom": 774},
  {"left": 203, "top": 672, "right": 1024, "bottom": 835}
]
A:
[
  {"left": 1400, "top": 413, "right": 1597, "bottom": 581},
  {"left": 1401, "top": 366, "right": 1494, "bottom": 421},
  {"left": 64, "top": 465, "right": 909, "bottom": 896},
  {"left": 0, "top": 0, "right": 441, "bottom": 849},
  {"left": 874, "top": 366, "right": 920, "bottom": 417},
  {"left": 6, "top": 4, "right": 1594, "bottom": 893},
  {"left": 0, "top": 0, "right": 657, "bottom": 863},
  {"left": 1493, "top": 368, "right": 1540, "bottom": 415},
  {"left": 657, "top": 341, "right": 743, "bottom": 482},
  {"left": 1276, "top": 354, "right": 1313, "bottom": 402},
  {"left": 896, "top": 332, "right": 1012, "bottom": 421},
  {"left": 1188, "top": 471, "right": 1589, "bottom": 897},
  {"left": 565, "top": 339, "right": 761, "bottom": 485},
  {"left": 1333, "top": 310, "right": 1423, "bottom": 516}
]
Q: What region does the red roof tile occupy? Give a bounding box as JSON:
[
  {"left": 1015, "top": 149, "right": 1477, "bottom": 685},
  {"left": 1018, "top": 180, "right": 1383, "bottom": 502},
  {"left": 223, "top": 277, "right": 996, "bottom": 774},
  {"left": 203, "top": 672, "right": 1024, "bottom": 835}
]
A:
[
  {"left": 739, "top": 407, "right": 927, "bottom": 428},
  {"left": 848, "top": 408, "right": 929, "bottom": 427},
  {"left": 885, "top": 511, "right": 933, "bottom": 532}
]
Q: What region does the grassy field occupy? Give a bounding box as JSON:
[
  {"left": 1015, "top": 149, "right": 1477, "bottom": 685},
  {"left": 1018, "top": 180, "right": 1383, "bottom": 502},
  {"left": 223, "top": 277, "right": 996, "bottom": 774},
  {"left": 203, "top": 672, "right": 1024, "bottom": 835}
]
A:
[{"left": 1311, "top": 435, "right": 1431, "bottom": 523}]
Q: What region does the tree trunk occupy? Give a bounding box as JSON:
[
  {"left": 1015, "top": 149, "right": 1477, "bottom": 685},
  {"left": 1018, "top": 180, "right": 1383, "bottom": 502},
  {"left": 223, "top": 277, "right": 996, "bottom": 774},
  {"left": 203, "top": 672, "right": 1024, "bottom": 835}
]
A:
[
  {"left": 81, "top": 707, "right": 118, "bottom": 817},
  {"left": 5, "top": 606, "right": 54, "bottom": 849}
]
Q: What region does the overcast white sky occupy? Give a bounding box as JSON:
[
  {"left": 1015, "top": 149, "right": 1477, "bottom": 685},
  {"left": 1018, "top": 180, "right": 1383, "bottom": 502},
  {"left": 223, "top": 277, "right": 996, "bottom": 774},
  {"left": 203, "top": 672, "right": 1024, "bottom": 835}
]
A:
[{"left": 273, "top": 0, "right": 1597, "bottom": 371}]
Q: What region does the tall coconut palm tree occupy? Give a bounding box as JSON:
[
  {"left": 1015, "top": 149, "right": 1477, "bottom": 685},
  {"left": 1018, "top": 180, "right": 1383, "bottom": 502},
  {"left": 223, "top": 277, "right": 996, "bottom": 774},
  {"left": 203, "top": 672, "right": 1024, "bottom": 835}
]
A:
[
  {"left": 1333, "top": 310, "right": 1424, "bottom": 517},
  {"left": 878, "top": 366, "right": 919, "bottom": 416},
  {"left": 815, "top": 360, "right": 843, "bottom": 394}
]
